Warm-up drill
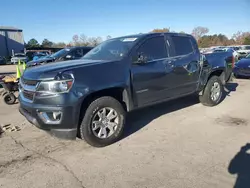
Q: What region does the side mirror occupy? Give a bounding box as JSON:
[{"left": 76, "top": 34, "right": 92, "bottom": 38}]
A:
[
  {"left": 136, "top": 53, "right": 147, "bottom": 64},
  {"left": 65, "top": 55, "right": 72, "bottom": 59}
]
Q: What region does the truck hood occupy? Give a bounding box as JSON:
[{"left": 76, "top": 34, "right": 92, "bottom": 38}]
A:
[{"left": 22, "top": 59, "right": 111, "bottom": 80}]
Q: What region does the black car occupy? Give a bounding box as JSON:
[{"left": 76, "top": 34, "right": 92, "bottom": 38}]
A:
[
  {"left": 233, "top": 54, "right": 250, "bottom": 78},
  {"left": 19, "top": 32, "right": 232, "bottom": 147},
  {"left": 26, "top": 46, "right": 92, "bottom": 68}
]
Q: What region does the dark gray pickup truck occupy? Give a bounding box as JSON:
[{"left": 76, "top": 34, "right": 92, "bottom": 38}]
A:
[{"left": 19, "top": 32, "right": 233, "bottom": 147}]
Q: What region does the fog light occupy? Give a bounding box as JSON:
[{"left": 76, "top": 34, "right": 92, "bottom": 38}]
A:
[
  {"left": 37, "top": 111, "right": 62, "bottom": 124},
  {"left": 53, "top": 112, "right": 62, "bottom": 120}
]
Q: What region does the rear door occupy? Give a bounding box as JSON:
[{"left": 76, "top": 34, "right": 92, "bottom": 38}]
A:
[
  {"left": 168, "top": 35, "right": 201, "bottom": 95},
  {"left": 131, "top": 36, "right": 176, "bottom": 106}
]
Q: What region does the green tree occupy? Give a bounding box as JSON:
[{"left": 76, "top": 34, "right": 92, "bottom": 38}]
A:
[
  {"left": 27, "top": 38, "right": 40, "bottom": 48},
  {"left": 52, "top": 42, "right": 66, "bottom": 48},
  {"left": 41, "top": 39, "right": 53, "bottom": 47},
  {"left": 198, "top": 34, "right": 230, "bottom": 48},
  {"left": 151, "top": 28, "right": 170, "bottom": 33},
  {"left": 243, "top": 36, "right": 250, "bottom": 45}
]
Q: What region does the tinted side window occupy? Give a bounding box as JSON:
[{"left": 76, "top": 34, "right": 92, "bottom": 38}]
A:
[
  {"left": 137, "top": 36, "right": 168, "bottom": 61},
  {"left": 171, "top": 36, "right": 194, "bottom": 56},
  {"left": 71, "top": 49, "right": 84, "bottom": 58},
  {"left": 82, "top": 48, "right": 91, "bottom": 55}
]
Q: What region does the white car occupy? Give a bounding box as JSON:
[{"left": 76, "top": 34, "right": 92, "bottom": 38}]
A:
[
  {"left": 237, "top": 45, "right": 250, "bottom": 59},
  {"left": 10, "top": 53, "right": 28, "bottom": 64}
]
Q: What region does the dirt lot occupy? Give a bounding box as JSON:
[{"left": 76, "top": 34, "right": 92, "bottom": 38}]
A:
[
  {"left": 0, "top": 65, "right": 16, "bottom": 75},
  {"left": 0, "top": 65, "right": 250, "bottom": 188}
]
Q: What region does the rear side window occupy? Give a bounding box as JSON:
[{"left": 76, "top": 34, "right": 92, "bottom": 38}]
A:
[
  {"left": 82, "top": 48, "right": 91, "bottom": 55},
  {"left": 171, "top": 36, "right": 194, "bottom": 56},
  {"left": 71, "top": 48, "right": 84, "bottom": 58},
  {"left": 136, "top": 36, "right": 168, "bottom": 61}
]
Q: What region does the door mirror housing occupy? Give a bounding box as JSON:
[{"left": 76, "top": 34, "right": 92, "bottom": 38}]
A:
[
  {"left": 136, "top": 53, "right": 147, "bottom": 64},
  {"left": 65, "top": 55, "right": 72, "bottom": 59}
]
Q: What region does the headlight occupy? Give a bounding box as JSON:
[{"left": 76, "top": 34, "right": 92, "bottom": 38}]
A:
[
  {"left": 36, "top": 73, "right": 74, "bottom": 97},
  {"left": 37, "top": 80, "right": 73, "bottom": 92}
]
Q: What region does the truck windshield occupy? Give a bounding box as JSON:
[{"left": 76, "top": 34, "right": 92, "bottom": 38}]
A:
[
  {"left": 82, "top": 37, "right": 137, "bottom": 61},
  {"left": 50, "top": 48, "right": 70, "bottom": 58}
]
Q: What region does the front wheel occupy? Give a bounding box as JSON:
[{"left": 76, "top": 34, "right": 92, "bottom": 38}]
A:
[
  {"left": 199, "top": 76, "right": 223, "bottom": 106},
  {"left": 79, "top": 96, "right": 126, "bottom": 147},
  {"left": 4, "top": 93, "right": 16, "bottom": 105}
]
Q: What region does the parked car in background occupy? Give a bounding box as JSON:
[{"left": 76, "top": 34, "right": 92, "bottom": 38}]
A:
[
  {"left": 228, "top": 46, "right": 241, "bottom": 51},
  {"left": 26, "top": 46, "right": 93, "bottom": 68},
  {"left": 11, "top": 53, "right": 28, "bottom": 64},
  {"left": 233, "top": 54, "right": 250, "bottom": 78},
  {"left": 26, "top": 50, "right": 51, "bottom": 61},
  {"left": 32, "top": 52, "right": 50, "bottom": 61},
  {"left": 237, "top": 45, "right": 250, "bottom": 60},
  {"left": 19, "top": 32, "right": 233, "bottom": 147},
  {"left": 212, "top": 47, "right": 239, "bottom": 62}
]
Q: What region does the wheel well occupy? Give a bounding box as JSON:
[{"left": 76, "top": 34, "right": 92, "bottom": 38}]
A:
[
  {"left": 208, "top": 70, "right": 225, "bottom": 84},
  {"left": 78, "top": 87, "right": 128, "bottom": 126}
]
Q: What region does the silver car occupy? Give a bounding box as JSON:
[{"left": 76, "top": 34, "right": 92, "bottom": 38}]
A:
[{"left": 11, "top": 53, "right": 28, "bottom": 64}]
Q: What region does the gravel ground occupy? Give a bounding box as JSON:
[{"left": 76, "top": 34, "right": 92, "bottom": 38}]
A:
[
  {"left": 0, "top": 65, "right": 16, "bottom": 75},
  {"left": 0, "top": 71, "right": 250, "bottom": 187}
]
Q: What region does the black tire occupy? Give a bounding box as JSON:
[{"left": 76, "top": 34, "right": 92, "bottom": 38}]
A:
[
  {"left": 4, "top": 93, "right": 16, "bottom": 105},
  {"left": 79, "top": 96, "right": 126, "bottom": 147},
  {"left": 225, "top": 72, "right": 234, "bottom": 83},
  {"left": 233, "top": 74, "right": 240, "bottom": 79},
  {"left": 199, "top": 76, "right": 223, "bottom": 107}
]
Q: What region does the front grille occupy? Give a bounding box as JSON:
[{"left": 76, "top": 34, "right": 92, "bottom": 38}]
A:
[
  {"left": 23, "top": 90, "right": 35, "bottom": 101},
  {"left": 21, "top": 78, "right": 38, "bottom": 86}
]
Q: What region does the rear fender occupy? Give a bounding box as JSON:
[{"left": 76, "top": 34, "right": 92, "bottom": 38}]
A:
[{"left": 198, "top": 68, "right": 225, "bottom": 95}]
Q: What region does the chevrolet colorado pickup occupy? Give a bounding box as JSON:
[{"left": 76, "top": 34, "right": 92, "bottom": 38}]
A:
[{"left": 19, "top": 32, "right": 233, "bottom": 147}]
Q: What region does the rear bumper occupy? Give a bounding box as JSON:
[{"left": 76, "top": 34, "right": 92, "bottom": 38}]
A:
[{"left": 19, "top": 96, "right": 78, "bottom": 140}]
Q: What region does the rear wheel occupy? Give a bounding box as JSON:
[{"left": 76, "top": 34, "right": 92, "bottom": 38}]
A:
[
  {"left": 79, "top": 96, "right": 125, "bottom": 147},
  {"left": 199, "top": 76, "right": 223, "bottom": 106}
]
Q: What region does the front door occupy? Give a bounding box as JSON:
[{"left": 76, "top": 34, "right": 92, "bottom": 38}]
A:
[{"left": 131, "top": 36, "right": 176, "bottom": 107}]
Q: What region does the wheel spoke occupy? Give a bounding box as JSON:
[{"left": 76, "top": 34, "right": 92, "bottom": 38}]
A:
[
  {"left": 107, "top": 122, "right": 117, "bottom": 132},
  {"left": 101, "top": 108, "right": 107, "bottom": 117},
  {"left": 98, "top": 127, "right": 107, "bottom": 138},
  {"left": 107, "top": 109, "right": 117, "bottom": 120},
  {"left": 92, "top": 121, "right": 101, "bottom": 131},
  {"left": 97, "top": 111, "right": 102, "bottom": 119}
]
